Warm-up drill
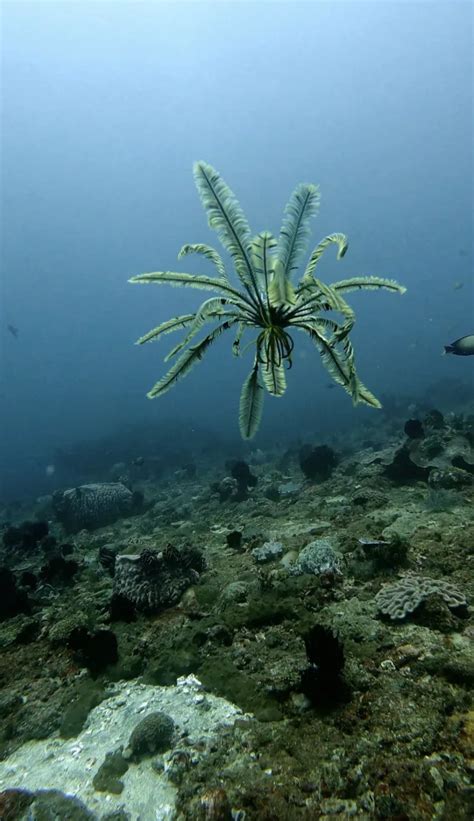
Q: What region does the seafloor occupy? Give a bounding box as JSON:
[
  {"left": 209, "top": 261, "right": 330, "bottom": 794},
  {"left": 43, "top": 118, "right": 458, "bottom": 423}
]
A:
[{"left": 0, "top": 405, "right": 473, "bottom": 820}]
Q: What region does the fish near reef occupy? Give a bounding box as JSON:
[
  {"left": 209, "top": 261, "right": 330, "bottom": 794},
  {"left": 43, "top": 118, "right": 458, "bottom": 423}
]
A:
[{"left": 443, "top": 334, "right": 474, "bottom": 356}]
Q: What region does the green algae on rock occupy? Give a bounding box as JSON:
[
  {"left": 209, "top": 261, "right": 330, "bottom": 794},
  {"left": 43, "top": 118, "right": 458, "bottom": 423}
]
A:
[{"left": 93, "top": 748, "right": 129, "bottom": 794}]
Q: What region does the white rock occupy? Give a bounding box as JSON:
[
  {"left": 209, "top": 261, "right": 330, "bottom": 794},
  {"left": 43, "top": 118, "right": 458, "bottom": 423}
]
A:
[{"left": 0, "top": 678, "right": 249, "bottom": 821}]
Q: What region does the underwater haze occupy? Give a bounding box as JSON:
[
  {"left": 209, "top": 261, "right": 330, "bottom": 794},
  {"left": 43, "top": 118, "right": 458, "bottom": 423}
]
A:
[
  {"left": 1, "top": 0, "right": 472, "bottom": 502},
  {"left": 1, "top": 5, "right": 474, "bottom": 820}
]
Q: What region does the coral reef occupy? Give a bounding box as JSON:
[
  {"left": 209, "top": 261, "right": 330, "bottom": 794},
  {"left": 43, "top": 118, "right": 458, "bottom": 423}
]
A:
[{"left": 0, "top": 405, "right": 473, "bottom": 820}]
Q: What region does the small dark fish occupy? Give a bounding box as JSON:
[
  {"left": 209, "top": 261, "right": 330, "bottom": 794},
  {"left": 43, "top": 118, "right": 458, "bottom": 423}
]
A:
[
  {"left": 7, "top": 324, "right": 18, "bottom": 338},
  {"left": 444, "top": 334, "right": 474, "bottom": 356}
]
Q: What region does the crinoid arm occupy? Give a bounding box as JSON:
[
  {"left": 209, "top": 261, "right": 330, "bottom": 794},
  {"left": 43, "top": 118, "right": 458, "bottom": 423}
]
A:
[
  {"left": 193, "top": 162, "right": 264, "bottom": 310},
  {"left": 178, "top": 243, "right": 228, "bottom": 280},
  {"left": 268, "top": 259, "right": 297, "bottom": 307},
  {"left": 250, "top": 231, "right": 277, "bottom": 300},
  {"left": 146, "top": 320, "right": 236, "bottom": 399},
  {"left": 301, "top": 233, "right": 348, "bottom": 283},
  {"left": 164, "top": 297, "right": 241, "bottom": 361},
  {"left": 261, "top": 359, "right": 287, "bottom": 396},
  {"left": 129, "top": 270, "right": 245, "bottom": 301},
  {"left": 257, "top": 328, "right": 290, "bottom": 397},
  {"left": 239, "top": 359, "right": 265, "bottom": 439},
  {"left": 291, "top": 277, "right": 355, "bottom": 340},
  {"left": 298, "top": 322, "right": 381, "bottom": 409},
  {"left": 277, "top": 183, "right": 320, "bottom": 279},
  {"left": 232, "top": 322, "right": 246, "bottom": 356},
  {"left": 134, "top": 314, "right": 196, "bottom": 345},
  {"left": 330, "top": 276, "right": 407, "bottom": 295}
]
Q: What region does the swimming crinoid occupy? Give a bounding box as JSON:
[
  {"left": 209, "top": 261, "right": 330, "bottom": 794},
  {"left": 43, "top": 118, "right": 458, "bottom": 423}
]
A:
[{"left": 130, "top": 162, "right": 406, "bottom": 439}]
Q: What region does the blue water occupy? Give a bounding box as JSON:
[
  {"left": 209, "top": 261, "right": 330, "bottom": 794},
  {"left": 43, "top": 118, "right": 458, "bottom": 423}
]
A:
[{"left": 1, "top": 1, "right": 472, "bottom": 501}]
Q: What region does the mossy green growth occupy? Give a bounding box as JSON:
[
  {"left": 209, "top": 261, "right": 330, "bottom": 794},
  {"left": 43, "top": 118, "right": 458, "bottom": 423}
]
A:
[
  {"left": 198, "top": 657, "right": 281, "bottom": 721},
  {"left": 48, "top": 610, "right": 93, "bottom": 646},
  {"left": 143, "top": 645, "right": 200, "bottom": 686},
  {"left": 422, "top": 651, "right": 474, "bottom": 685},
  {"left": 221, "top": 589, "right": 299, "bottom": 631},
  {"left": 92, "top": 749, "right": 129, "bottom": 794},
  {"left": 0, "top": 616, "right": 39, "bottom": 649},
  {"left": 60, "top": 680, "right": 105, "bottom": 739},
  {"left": 106, "top": 652, "right": 145, "bottom": 682},
  {"left": 193, "top": 579, "right": 223, "bottom": 609}
]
